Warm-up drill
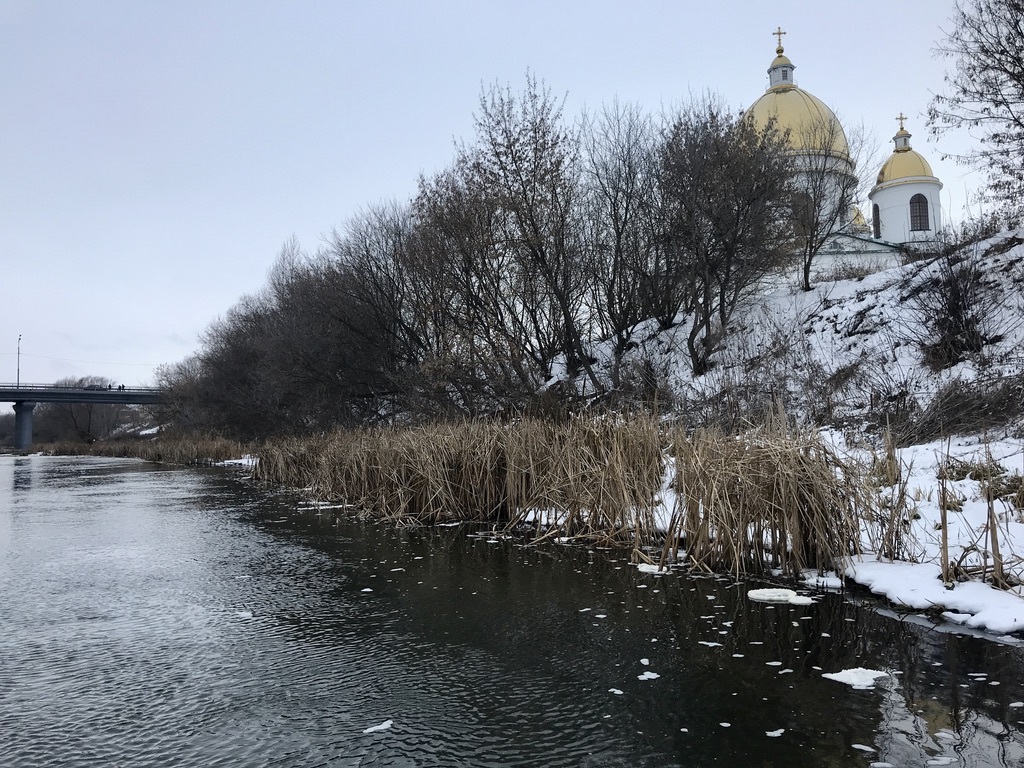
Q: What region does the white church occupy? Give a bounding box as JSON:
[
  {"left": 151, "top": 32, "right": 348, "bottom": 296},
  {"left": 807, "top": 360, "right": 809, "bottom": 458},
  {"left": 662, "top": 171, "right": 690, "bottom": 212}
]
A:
[{"left": 745, "top": 29, "right": 944, "bottom": 274}]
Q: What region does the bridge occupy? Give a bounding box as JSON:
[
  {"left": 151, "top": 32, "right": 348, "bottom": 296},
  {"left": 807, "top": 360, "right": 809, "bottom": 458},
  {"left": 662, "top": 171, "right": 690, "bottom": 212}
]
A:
[{"left": 0, "top": 384, "right": 163, "bottom": 450}]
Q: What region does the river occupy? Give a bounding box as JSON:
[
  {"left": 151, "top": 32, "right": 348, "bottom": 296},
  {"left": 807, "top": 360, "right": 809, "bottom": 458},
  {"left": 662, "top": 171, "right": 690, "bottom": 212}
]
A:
[{"left": 2, "top": 455, "right": 1023, "bottom": 767}]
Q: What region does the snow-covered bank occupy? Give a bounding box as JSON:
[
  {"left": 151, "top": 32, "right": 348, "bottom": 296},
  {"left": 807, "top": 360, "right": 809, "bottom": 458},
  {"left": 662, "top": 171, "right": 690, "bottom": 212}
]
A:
[
  {"left": 614, "top": 230, "right": 1024, "bottom": 639},
  {"left": 842, "top": 434, "right": 1024, "bottom": 636}
]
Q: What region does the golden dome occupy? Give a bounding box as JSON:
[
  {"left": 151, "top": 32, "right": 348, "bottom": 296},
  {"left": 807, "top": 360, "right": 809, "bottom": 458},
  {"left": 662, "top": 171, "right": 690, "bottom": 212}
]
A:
[
  {"left": 876, "top": 150, "right": 934, "bottom": 184},
  {"left": 875, "top": 120, "right": 935, "bottom": 184},
  {"left": 746, "top": 87, "right": 851, "bottom": 160}
]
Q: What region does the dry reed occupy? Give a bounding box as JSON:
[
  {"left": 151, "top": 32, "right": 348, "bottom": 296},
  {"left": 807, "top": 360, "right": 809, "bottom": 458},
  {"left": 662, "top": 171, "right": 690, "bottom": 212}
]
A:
[
  {"left": 661, "top": 411, "right": 865, "bottom": 578},
  {"left": 255, "top": 413, "right": 868, "bottom": 577},
  {"left": 44, "top": 435, "right": 251, "bottom": 466}
]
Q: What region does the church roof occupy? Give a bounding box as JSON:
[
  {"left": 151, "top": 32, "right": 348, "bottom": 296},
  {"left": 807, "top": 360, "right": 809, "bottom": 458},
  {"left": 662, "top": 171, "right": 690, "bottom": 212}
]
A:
[
  {"left": 875, "top": 118, "right": 936, "bottom": 184},
  {"left": 745, "top": 37, "right": 850, "bottom": 161},
  {"left": 876, "top": 151, "right": 934, "bottom": 183}
]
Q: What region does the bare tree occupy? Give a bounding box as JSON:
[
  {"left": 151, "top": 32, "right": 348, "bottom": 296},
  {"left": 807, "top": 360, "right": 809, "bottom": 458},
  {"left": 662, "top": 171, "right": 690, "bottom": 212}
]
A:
[
  {"left": 466, "top": 74, "right": 602, "bottom": 395},
  {"left": 35, "top": 376, "right": 129, "bottom": 441},
  {"left": 579, "top": 100, "right": 662, "bottom": 387},
  {"left": 788, "top": 117, "right": 867, "bottom": 291},
  {"left": 414, "top": 161, "right": 547, "bottom": 411},
  {"left": 660, "top": 97, "right": 796, "bottom": 376},
  {"left": 929, "top": 0, "right": 1024, "bottom": 220}
]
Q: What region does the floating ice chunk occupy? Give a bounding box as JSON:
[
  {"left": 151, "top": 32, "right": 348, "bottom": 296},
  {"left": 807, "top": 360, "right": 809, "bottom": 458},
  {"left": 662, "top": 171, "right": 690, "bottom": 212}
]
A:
[
  {"left": 766, "top": 728, "right": 784, "bottom": 738},
  {"left": 579, "top": 608, "right": 592, "bottom": 612},
  {"left": 748, "top": 588, "right": 797, "bottom": 603},
  {"left": 748, "top": 588, "right": 814, "bottom": 605},
  {"left": 595, "top": 614, "right": 607, "bottom": 619},
  {"left": 636, "top": 563, "right": 668, "bottom": 575},
  {"left": 720, "top": 722, "right": 731, "bottom": 727},
  {"left": 852, "top": 743, "right": 876, "bottom": 752},
  {"left": 640, "top": 658, "right": 650, "bottom": 665},
  {"left": 638, "top": 671, "right": 660, "bottom": 680},
  {"left": 698, "top": 641, "right": 723, "bottom": 647},
  {"left": 822, "top": 668, "right": 889, "bottom": 689},
  {"left": 1010, "top": 701, "right": 1024, "bottom": 708},
  {"left": 361, "top": 588, "right": 373, "bottom": 593},
  {"left": 363, "top": 720, "right": 393, "bottom": 734},
  {"left": 766, "top": 661, "right": 782, "bottom": 666},
  {"left": 609, "top": 688, "right": 624, "bottom": 695},
  {"left": 869, "top": 763, "right": 895, "bottom": 768}
]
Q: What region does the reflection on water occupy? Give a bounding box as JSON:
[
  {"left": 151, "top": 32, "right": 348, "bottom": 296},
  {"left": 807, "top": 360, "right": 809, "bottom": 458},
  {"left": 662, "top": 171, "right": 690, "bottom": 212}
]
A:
[{"left": 0, "top": 455, "right": 1022, "bottom": 767}]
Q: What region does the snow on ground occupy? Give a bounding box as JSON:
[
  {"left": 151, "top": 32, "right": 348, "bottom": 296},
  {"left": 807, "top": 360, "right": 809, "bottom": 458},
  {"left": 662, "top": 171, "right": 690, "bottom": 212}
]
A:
[
  {"left": 620, "top": 230, "right": 1024, "bottom": 638},
  {"left": 838, "top": 433, "right": 1024, "bottom": 635}
]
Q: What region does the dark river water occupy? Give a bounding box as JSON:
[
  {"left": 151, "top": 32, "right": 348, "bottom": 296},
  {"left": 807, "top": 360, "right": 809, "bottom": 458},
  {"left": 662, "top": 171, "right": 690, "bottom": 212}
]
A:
[{"left": 3, "top": 455, "right": 1024, "bottom": 767}]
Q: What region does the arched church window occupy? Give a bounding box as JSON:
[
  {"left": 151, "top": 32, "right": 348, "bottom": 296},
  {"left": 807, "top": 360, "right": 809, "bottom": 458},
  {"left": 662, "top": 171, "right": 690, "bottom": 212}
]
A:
[
  {"left": 872, "top": 204, "right": 880, "bottom": 239},
  {"left": 910, "top": 194, "right": 929, "bottom": 231}
]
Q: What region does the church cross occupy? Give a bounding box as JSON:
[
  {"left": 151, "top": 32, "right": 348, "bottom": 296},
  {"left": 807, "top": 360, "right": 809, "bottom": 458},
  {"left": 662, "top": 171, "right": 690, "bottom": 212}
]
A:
[
  {"left": 773, "top": 26, "right": 787, "bottom": 49},
  {"left": 896, "top": 112, "right": 908, "bottom": 130}
]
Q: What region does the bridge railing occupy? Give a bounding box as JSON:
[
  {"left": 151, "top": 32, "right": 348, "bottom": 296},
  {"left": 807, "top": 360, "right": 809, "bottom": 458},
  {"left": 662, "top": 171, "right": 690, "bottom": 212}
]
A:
[{"left": 0, "top": 383, "right": 163, "bottom": 392}]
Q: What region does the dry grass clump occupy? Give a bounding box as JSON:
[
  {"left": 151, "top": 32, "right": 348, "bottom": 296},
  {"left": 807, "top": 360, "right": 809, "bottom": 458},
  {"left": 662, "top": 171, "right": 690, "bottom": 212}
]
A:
[
  {"left": 256, "top": 413, "right": 869, "bottom": 576},
  {"left": 255, "top": 417, "right": 666, "bottom": 545},
  {"left": 46, "top": 435, "right": 250, "bottom": 465},
  {"left": 661, "top": 412, "right": 866, "bottom": 578}
]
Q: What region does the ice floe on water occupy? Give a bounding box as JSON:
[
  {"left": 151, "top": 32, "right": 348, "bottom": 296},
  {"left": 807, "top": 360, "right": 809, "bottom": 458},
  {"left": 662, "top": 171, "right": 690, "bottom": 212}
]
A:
[
  {"left": 638, "top": 671, "right": 660, "bottom": 680},
  {"left": 362, "top": 720, "right": 393, "bottom": 734},
  {"left": 608, "top": 688, "right": 623, "bottom": 695},
  {"left": 747, "top": 588, "right": 814, "bottom": 605},
  {"left": 821, "top": 667, "right": 889, "bottom": 689},
  {"left": 636, "top": 563, "right": 669, "bottom": 575},
  {"left": 766, "top": 728, "right": 784, "bottom": 738}
]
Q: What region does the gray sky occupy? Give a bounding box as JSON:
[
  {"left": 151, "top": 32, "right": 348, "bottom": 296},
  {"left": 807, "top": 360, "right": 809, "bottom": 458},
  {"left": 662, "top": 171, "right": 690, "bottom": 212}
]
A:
[{"left": 1, "top": 0, "right": 979, "bottom": 397}]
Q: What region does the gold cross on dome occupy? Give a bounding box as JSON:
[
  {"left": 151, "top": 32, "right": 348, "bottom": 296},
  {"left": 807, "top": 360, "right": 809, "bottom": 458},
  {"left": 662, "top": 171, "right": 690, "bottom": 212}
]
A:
[
  {"left": 773, "top": 26, "right": 787, "bottom": 49},
  {"left": 896, "top": 112, "right": 908, "bottom": 130}
]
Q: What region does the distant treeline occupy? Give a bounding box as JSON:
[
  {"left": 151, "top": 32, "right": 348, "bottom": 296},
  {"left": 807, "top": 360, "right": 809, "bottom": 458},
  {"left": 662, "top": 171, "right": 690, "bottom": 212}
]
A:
[{"left": 160, "top": 81, "right": 806, "bottom": 440}]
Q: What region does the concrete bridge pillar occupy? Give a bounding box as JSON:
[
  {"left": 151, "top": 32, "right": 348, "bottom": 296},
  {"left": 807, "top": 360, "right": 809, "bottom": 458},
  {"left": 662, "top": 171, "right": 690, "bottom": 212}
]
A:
[{"left": 13, "top": 401, "right": 36, "bottom": 450}]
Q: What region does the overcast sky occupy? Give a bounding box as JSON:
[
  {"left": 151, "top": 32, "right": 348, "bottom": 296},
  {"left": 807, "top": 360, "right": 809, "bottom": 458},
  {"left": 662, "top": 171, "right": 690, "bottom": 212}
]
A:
[{"left": 1, "top": 0, "right": 980, "bottom": 400}]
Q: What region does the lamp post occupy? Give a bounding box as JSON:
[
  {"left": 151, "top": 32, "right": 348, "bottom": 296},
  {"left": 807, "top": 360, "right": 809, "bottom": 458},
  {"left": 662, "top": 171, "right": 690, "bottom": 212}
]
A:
[{"left": 17, "top": 334, "right": 21, "bottom": 387}]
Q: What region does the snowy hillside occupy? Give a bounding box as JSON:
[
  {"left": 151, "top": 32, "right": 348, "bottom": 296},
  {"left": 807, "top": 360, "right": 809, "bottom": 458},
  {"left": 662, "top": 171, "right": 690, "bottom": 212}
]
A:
[{"left": 623, "top": 229, "right": 1024, "bottom": 637}]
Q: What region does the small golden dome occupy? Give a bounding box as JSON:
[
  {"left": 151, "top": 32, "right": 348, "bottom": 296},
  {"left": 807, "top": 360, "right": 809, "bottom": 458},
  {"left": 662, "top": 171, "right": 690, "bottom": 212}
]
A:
[
  {"left": 746, "top": 87, "right": 850, "bottom": 159},
  {"left": 876, "top": 150, "right": 934, "bottom": 184},
  {"left": 875, "top": 118, "right": 935, "bottom": 184},
  {"left": 771, "top": 52, "right": 793, "bottom": 69}
]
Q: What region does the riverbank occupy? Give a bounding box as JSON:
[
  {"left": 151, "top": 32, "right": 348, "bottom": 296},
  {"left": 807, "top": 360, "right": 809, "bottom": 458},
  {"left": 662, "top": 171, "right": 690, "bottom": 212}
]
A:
[
  {"left": 7, "top": 453, "right": 1019, "bottom": 766},
  {"left": 251, "top": 417, "right": 1024, "bottom": 636},
  {"left": 14, "top": 418, "right": 1024, "bottom": 637}
]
